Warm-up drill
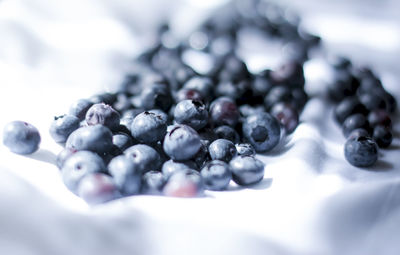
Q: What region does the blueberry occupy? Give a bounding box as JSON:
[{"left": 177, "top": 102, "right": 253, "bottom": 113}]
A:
[
  {"left": 49, "top": 115, "right": 80, "bottom": 143},
  {"left": 200, "top": 160, "right": 232, "bottom": 191},
  {"left": 372, "top": 125, "right": 392, "bottom": 148},
  {"left": 175, "top": 88, "right": 203, "bottom": 103},
  {"left": 162, "top": 159, "right": 198, "bottom": 177},
  {"left": 217, "top": 54, "right": 249, "bottom": 82},
  {"left": 113, "top": 93, "right": 132, "bottom": 112},
  {"left": 139, "top": 83, "right": 173, "bottom": 111},
  {"left": 291, "top": 88, "right": 309, "bottom": 110},
  {"left": 209, "top": 97, "right": 240, "bottom": 127},
  {"left": 183, "top": 76, "right": 214, "bottom": 101},
  {"left": 270, "top": 102, "right": 299, "bottom": 133},
  {"left": 77, "top": 173, "right": 120, "bottom": 205},
  {"left": 344, "top": 136, "right": 378, "bottom": 167},
  {"left": 69, "top": 99, "right": 93, "bottom": 121},
  {"left": 112, "top": 133, "right": 134, "bottom": 151},
  {"left": 334, "top": 97, "right": 368, "bottom": 124},
  {"left": 235, "top": 143, "right": 256, "bottom": 156},
  {"left": 141, "top": 171, "right": 166, "bottom": 194},
  {"left": 368, "top": 109, "right": 391, "bottom": 128},
  {"left": 251, "top": 73, "right": 272, "bottom": 97},
  {"left": 174, "top": 100, "right": 209, "bottom": 130},
  {"left": 359, "top": 92, "right": 386, "bottom": 111},
  {"left": 342, "top": 113, "right": 370, "bottom": 138},
  {"left": 214, "top": 125, "right": 240, "bottom": 143},
  {"left": 66, "top": 125, "right": 113, "bottom": 155},
  {"left": 264, "top": 86, "right": 292, "bottom": 110},
  {"left": 108, "top": 155, "right": 142, "bottom": 195},
  {"left": 229, "top": 156, "right": 265, "bottom": 186},
  {"left": 163, "top": 124, "right": 202, "bottom": 161},
  {"left": 242, "top": 112, "right": 281, "bottom": 152},
  {"left": 208, "top": 139, "right": 237, "bottom": 162},
  {"left": 3, "top": 121, "right": 41, "bottom": 155},
  {"left": 61, "top": 151, "right": 106, "bottom": 193},
  {"left": 148, "top": 109, "right": 169, "bottom": 123},
  {"left": 56, "top": 148, "right": 77, "bottom": 169},
  {"left": 381, "top": 91, "right": 397, "bottom": 113},
  {"left": 328, "top": 70, "right": 359, "bottom": 101},
  {"left": 131, "top": 111, "right": 167, "bottom": 144},
  {"left": 85, "top": 103, "right": 120, "bottom": 130},
  {"left": 270, "top": 60, "right": 304, "bottom": 88},
  {"left": 124, "top": 144, "right": 161, "bottom": 173},
  {"left": 163, "top": 168, "right": 204, "bottom": 197}
]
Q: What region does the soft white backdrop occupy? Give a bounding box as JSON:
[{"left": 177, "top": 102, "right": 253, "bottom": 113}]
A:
[{"left": 0, "top": 0, "right": 399, "bottom": 254}]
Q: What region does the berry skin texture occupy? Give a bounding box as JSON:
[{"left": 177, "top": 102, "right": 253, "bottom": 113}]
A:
[
  {"left": 208, "top": 139, "right": 237, "bottom": 162},
  {"left": 163, "top": 168, "right": 204, "bottom": 198},
  {"left": 342, "top": 113, "right": 370, "bottom": 138},
  {"left": 209, "top": 97, "right": 240, "bottom": 127},
  {"left": 69, "top": 99, "right": 93, "bottom": 121},
  {"left": 163, "top": 124, "right": 202, "bottom": 161},
  {"left": 229, "top": 156, "right": 265, "bottom": 186},
  {"left": 270, "top": 102, "right": 299, "bottom": 134},
  {"left": 56, "top": 148, "right": 77, "bottom": 169},
  {"left": 242, "top": 112, "right": 281, "bottom": 152},
  {"left": 131, "top": 111, "right": 167, "bottom": 144},
  {"left": 61, "top": 151, "right": 106, "bottom": 193},
  {"left": 66, "top": 125, "right": 114, "bottom": 155},
  {"left": 77, "top": 173, "right": 120, "bottom": 205},
  {"left": 108, "top": 155, "right": 142, "bottom": 195},
  {"left": 112, "top": 133, "right": 134, "bottom": 151},
  {"left": 174, "top": 100, "right": 209, "bottom": 131},
  {"left": 124, "top": 144, "right": 161, "bottom": 173},
  {"left": 49, "top": 115, "right": 80, "bottom": 143},
  {"left": 214, "top": 125, "right": 240, "bottom": 143},
  {"left": 344, "top": 136, "right": 378, "bottom": 167},
  {"left": 85, "top": 103, "right": 121, "bottom": 130},
  {"left": 3, "top": 121, "right": 41, "bottom": 155},
  {"left": 200, "top": 160, "right": 232, "bottom": 191}
]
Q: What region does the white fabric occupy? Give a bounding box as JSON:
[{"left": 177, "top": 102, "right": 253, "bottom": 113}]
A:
[{"left": 0, "top": 1, "right": 399, "bottom": 254}]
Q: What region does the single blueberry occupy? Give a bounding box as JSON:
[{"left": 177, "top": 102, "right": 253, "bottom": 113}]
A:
[
  {"left": 239, "top": 105, "right": 266, "bottom": 117},
  {"left": 270, "top": 102, "right": 299, "bottom": 134},
  {"left": 69, "top": 99, "right": 93, "bottom": 121},
  {"left": 163, "top": 124, "right": 202, "bottom": 161},
  {"left": 342, "top": 113, "right": 370, "bottom": 138},
  {"left": 139, "top": 83, "right": 173, "bottom": 111},
  {"left": 264, "top": 86, "right": 292, "bottom": 110},
  {"left": 175, "top": 88, "right": 203, "bottom": 103},
  {"left": 209, "top": 97, "right": 240, "bottom": 127},
  {"left": 162, "top": 159, "right": 198, "bottom": 178},
  {"left": 49, "top": 115, "right": 80, "bottom": 143},
  {"left": 77, "top": 173, "right": 120, "bottom": 205},
  {"left": 242, "top": 112, "right": 281, "bottom": 152},
  {"left": 141, "top": 171, "right": 166, "bottom": 194},
  {"left": 208, "top": 139, "right": 237, "bottom": 162},
  {"left": 214, "top": 125, "right": 240, "bottom": 143},
  {"left": 372, "top": 125, "right": 393, "bottom": 148},
  {"left": 66, "top": 125, "right": 113, "bottom": 155},
  {"left": 61, "top": 151, "right": 106, "bottom": 193},
  {"left": 229, "top": 156, "right": 265, "bottom": 186},
  {"left": 368, "top": 109, "right": 392, "bottom": 128},
  {"left": 163, "top": 168, "right": 204, "bottom": 197},
  {"left": 124, "top": 144, "right": 161, "bottom": 173},
  {"left": 235, "top": 143, "right": 256, "bottom": 156},
  {"left": 200, "top": 160, "right": 232, "bottom": 191},
  {"left": 344, "top": 136, "right": 378, "bottom": 167},
  {"left": 85, "top": 103, "right": 121, "bottom": 130},
  {"left": 334, "top": 97, "right": 368, "bottom": 124},
  {"left": 108, "top": 155, "right": 142, "bottom": 195},
  {"left": 174, "top": 100, "right": 209, "bottom": 130},
  {"left": 3, "top": 121, "right": 41, "bottom": 155},
  {"left": 131, "top": 111, "right": 167, "bottom": 144}
]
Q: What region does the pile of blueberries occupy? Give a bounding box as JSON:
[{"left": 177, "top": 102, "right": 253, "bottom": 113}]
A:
[
  {"left": 2, "top": 0, "right": 397, "bottom": 204},
  {"left": 328, "top": 57, "right": 397, "bottom": 167}
]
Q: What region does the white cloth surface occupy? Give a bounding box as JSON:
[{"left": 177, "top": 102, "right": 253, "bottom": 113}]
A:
[{"left": 0, "top": 0, "right": 400, "bottom": 254}]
